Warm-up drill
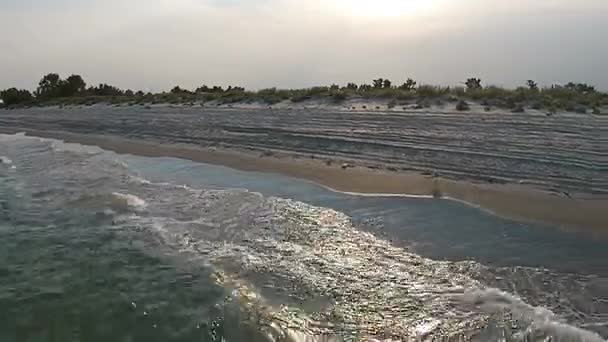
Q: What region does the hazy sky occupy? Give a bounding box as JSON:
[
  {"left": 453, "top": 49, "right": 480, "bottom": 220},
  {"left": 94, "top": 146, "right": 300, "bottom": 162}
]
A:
[{"left": 1, "top": 0, "right": 607, "bottom": 91}]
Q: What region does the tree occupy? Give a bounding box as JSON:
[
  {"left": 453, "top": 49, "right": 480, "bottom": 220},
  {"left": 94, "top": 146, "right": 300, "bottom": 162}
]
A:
[
  {"left": 565, "top": 82, "right": 595, "bottom": 93},
  {"left": 383, "top": 79, "right": 392, "bottom": 89},
  {"left": 329, "top": 84, "right": 340, "bottom": 91},
  {"left": 0, "top": 88, "right": 33, "bottom": 105},
  {"left": 359, "top": 84, "right": 372, "bottom": 91},
  {"left": 465, "top": 78, "right": 482, "bottom": 91},
  {"left": 36, "top": 73, "right": 62, "bottom": 98},
  {"left": 171, "top": 86, "right": 184, "bottom": 94},
  {"left": 88, "top": 83, "right": 123, "bottom": 96},
  {"left": 345, "top": 83, "right": 358, "bottom": 90},
  {"left": 61, "top": 74, "right": 86, "bottom": 97},
  {"left": 373, "top": 78, "right": 384, "bottom": 89},
  {"left": 399, "top": 78, "right": 417, "bottom": 91},
  {"left": 526, "top": 80, "right": 538, "bottom": 91},
  {"left": 196, "top": 85, "right": 211, "bottom": 93}
]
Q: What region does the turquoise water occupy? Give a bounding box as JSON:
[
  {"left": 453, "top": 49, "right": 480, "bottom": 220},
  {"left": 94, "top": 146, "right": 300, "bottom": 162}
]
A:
[{"left": 1, "top": 133, "right": 606, "bottom": 341}]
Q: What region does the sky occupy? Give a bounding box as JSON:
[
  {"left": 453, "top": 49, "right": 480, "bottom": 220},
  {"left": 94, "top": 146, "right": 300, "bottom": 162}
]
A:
[{"left": 1, "top": 0, "right": 607, "bottom": 91}]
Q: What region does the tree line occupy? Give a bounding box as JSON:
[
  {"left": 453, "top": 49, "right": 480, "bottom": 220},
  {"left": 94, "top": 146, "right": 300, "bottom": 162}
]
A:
[
  {"left": 0, "top": 73, "right": 247, "bottom": 106},
  {"left": 1, "top": 73, "right": 602, "bottom": 111}
]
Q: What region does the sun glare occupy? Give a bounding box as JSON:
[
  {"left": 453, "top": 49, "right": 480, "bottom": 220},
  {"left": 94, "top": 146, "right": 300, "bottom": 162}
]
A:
[{"left": 336, "top": 0, "right": 439, "bottom": 18}]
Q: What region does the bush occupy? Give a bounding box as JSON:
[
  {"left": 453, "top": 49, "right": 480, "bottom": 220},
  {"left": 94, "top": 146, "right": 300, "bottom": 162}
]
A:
[
  {"left": 290, "top": 95, "right": 311, "bottom": 103},
  {"left": 0, "top": 88, "right": 33, "bottom": 105},
  {"left": 592, "top": 107, "right": 600, "bottom": 114},
  {"left": 331, "top": 92, "right": 347, "bottom": 102},
  {"left": 456, "top": 100, "right": 470, "bottom": 111},
  {"left": 511, "top": 104, "right": 525, "bottom": 113},
  {"left": 416, "top": 85, "right": 450, "bottom": 98},
  {"left": 573, "top": 105, "right": 587, "bottom": 114}
]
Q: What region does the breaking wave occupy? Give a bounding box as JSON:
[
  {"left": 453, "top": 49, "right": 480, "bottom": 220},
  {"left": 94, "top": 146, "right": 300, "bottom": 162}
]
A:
[
  {"left": 111, "top": 192, "right": 147, "bottom": 210},
  {"left": 0, "top": 156, "right": 12, "bottom": 165}
]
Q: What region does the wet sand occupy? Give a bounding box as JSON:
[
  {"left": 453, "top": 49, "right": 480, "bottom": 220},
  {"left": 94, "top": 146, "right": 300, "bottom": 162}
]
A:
[{"left": 5, "top": 128, "right": 607, "bottom": 233}]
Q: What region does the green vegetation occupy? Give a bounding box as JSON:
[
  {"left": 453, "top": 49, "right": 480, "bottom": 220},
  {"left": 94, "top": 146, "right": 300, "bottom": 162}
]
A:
[
  {"left": 1, "top": 73, "right": 606, "bottom": 114},
  {"left": 456, "top": 100, "right": 470, "bottom": 111},
  {"left": 0, "top": 88, "right": 34, "bottom": 105}
]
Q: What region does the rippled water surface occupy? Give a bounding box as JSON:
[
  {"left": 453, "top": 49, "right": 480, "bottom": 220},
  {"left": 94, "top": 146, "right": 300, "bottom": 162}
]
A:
[{"left": 0, "top": 133, "right": 606, "bottom": 341}]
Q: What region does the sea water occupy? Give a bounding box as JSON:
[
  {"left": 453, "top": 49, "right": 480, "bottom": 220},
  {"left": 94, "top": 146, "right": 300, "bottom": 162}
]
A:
[{"left": 0, "top": 133, "right": 606, "bottom": 341}]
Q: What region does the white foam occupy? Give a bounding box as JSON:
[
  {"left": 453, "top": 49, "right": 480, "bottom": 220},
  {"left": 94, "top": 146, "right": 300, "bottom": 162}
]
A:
[
  {"left": 128, "top": 175, "right": 151, "bottom": 185},
  {"left": 463, "top": 288, "right": 605, "bottom": 342},
  {"left": 111, "top": 192, "right": 147, "bottom": 210},
  {"left": 317, "top": 183, "right": 434, "bottom": 199},
  {"left": 112, "top": 159, "right": 129, "bottom": 168},
  {"left": 120, "top": 187, "right": 605, "bottom": 340},
  {"left": 51, "top": 140, "right": 103, "bottom": 154},
  {"left": 0, "top": 156, "right": 12, "bottom": 165},
  {"left": 464, "top": 287, "right": 555, "bottom": 321},
  {"left": 0, "top": 132, "right": 26, "bottom": 141}
]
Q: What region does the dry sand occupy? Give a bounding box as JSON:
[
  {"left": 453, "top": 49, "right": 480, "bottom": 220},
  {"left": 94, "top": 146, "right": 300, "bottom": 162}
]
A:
[{"left": 8, "top": 128, "right": 606, "bottom": 234}]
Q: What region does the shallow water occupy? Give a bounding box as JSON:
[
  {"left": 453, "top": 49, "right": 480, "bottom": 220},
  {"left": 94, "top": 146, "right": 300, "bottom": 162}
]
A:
[{"left": 0, "top": 133, "right": 606, "bottom": 341}]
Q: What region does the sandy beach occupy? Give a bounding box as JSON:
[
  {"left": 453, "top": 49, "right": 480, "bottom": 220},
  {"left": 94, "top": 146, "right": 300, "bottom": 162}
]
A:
[{"left": 3, "top": 127, "right": 606, "bottom": 233}]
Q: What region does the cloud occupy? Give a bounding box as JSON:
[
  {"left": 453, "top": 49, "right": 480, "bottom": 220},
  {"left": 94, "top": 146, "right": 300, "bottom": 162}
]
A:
[{"left": 1, "top": 0, "right": 607, "bottom": 90}]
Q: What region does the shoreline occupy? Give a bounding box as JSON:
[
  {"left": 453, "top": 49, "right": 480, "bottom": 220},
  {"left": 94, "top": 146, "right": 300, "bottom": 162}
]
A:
[{"left": 3, "top": 128, "right": 607, "bottom": 234}]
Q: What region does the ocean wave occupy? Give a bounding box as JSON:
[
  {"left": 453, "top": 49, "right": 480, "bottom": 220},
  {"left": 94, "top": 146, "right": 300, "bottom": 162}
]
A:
[
  {"left": 0, "top": 132, "right": 27, "bottom": 141},
  {"left": 111, "top": 192, "right": 147, "bottom": 210},
  {"left": 68, "top": 193, "right": 147, "bottom": 213},
  {"left": 463, "top": 288, "right": 605, "bottom": 341},
  {"left": 128, "top": 175, "right": 151, "bottom": 185},
  {"left": 50, "top": 140, "right": 103, "bottom": 155},
  {"left": 0, "top": 156, "right": 12, "bottom": 165},
  {"left": 3, "top": 133, "right": 605, "bottom": 341},
  {"left": 118, "top": 185, "right": 604, "bottom": 341}
]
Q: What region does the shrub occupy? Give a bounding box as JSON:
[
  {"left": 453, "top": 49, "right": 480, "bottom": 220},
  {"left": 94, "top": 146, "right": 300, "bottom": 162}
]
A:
[
  {"left": 465, "top": 78, "right": 482, "bottom": 90},
  {"left": 511, "top": 104, "right": 525, "bottom": 113},
  {"left": 417, "top": 85, "right": 449, "bottom": 98},
  {"left": 0, "top": 88, "right": 33, "bottom": 105},
  {"left": 331, "top": 92, "right": 347, "bottom": 102},
  {"left": 573, "top": 105, "right": 587, "bottom": 114},
  {"left": 290, "top": 95, "right": 311, "bottom": 103},
  {"left": 456, "top": 100, "right": 470, "bottom": 111},
  {"left": 398, "top": 78, "right": 417, "bottom": 91},
  {"left": 592, "top": 107, "right": 600, "bottom": 114}
]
